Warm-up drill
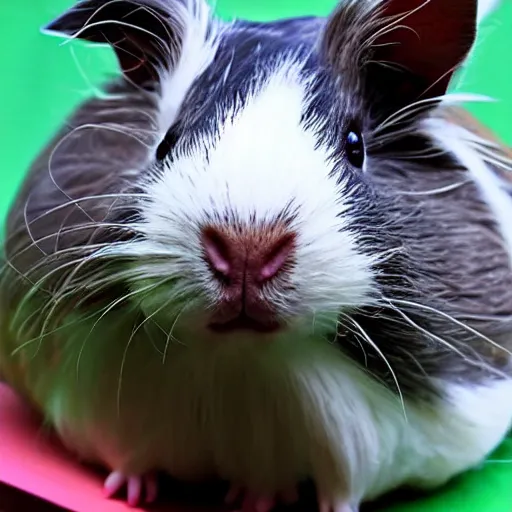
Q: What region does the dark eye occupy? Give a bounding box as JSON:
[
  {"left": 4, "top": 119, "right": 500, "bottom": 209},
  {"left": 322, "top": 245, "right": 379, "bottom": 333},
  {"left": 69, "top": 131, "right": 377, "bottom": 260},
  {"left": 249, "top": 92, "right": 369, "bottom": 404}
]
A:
[
  {"left": 156, "top": 127, "right": 180, "bottom": 161},
  {"left": 344, "top": 127, "right": 365, "bottom": 168}
]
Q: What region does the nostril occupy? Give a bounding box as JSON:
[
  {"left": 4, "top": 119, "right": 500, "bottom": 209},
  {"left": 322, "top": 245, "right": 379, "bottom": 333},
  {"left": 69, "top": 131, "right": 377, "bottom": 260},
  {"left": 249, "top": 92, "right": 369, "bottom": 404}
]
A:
[
  {"left": 259, "top": 233, "right": 296, "bottom": 282},
  {"left": 201, "top": 225, "right": 295, "bottom": 286},
  {"left": 201, "top": 227, "right": 232, "bottom": 280}
]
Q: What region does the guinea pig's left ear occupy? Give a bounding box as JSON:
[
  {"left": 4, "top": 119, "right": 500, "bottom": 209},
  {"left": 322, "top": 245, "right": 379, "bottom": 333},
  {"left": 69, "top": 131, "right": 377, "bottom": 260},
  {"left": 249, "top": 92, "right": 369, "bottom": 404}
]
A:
[
  {"left": 43, "top": 0, "right": 214, "bottom": 87},
  {"left": 322, "top": 0, "right": 477, "bottom": 107}
]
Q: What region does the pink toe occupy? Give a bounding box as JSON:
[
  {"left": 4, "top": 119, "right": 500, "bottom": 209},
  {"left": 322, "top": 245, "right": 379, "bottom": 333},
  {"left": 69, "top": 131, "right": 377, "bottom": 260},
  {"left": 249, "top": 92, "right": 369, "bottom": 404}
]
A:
[
  {"left": 104, "top": 471, "right": 125, "bottom": 498},
  {"left": 127, "top": 476, "right": 142, "bottom": 507},
  {"left": 145, "top": 474, "right": 159, "bottom": 504}
]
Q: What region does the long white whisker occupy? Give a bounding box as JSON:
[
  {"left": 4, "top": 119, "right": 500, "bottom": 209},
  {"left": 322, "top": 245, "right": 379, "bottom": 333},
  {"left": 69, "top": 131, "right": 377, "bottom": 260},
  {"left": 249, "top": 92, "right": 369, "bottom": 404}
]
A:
[
  {"left": 373, "top": 93, "right": 493, "bottom": 135},
  {"left": 23, "top": 193, "right": 48, "bottom": 257},
  {"left": 340, "top": 313, "right": 407, "bottom": 421},
  {"left": 11, "top": 256, "right": 96, "bottom": 331},
  {"left": 384, "top": 302, "right": 468, "bottom": 360},
  {"left": 47, "top": 131, "right": 96, "bottom": 225},
  {"left": 75, "top": 278, "right": 173, "bottom": 382},
  {"left": 389, "top": 298, "right": 512, "bottom": 359},
  {"left": 116, "top": 290, "right": 189, "bottom": 414},
  {"left": 8, "top": 225, "right": 136, "bottom": 266},
  {"left": 163, "top": 302, "right": 193, "bottom": 361}
]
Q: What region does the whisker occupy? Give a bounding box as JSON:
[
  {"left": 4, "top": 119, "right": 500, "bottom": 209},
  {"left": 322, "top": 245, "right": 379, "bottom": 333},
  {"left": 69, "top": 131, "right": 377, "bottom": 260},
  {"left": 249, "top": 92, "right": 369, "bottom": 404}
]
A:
[
  {"left": 14, "top": 250, "right": 142, "bottom": 343},
  {"left": 14, "top": 307, "right": 107, "bottom": 352},
  {"left": 0, "top": 257, "right": 38, "bottom": 291},
  {"left": 30, "top": 265, "right": 110, "bottom": 357},
  {"left": 23, "top": 193, "right": 46, "bottom": 256},
  {"left": 20, "top": 193, "right": 148, "bottom": 231},
  {"left": 92, "top": 106, "right": 159, "bottom": 128},
  {"left": 47, "top": 130, "right": 96, "bottom": 225},
  {"left": 393, "top": 180, "right": 470, "bottom": 196},
  {"left": 339, "top": 312, "right": 407, "bottom": 421},
  {"left": 116, "top": 314, "right": 142, "bottom": 416},
  {"left": 11, "top": 255, "right": 95, "bottom": 331},
  {"left": 388, "top": 298, "right": 512, "bottom": 359},
  {"left": 378, "top": 300, "right": 511, "bottom": 382},
  {"left": 7, "top": 225, "right": 135, "bottom": 270},
  {"left": 373, "top": 93, "right": 492, "bottom": 136},
  {"left": 365, "top": 0, "right": 431, "bottom": 46},
  {"left": 64, "top": 121, "right": 155, "bottom": 148},
  {"left": 336, "top": 317, "right": 369, "bottom": 368},
  {"left": 116, "top": 289, "right": 188, "bottom": 414},
  {"left": 62, "top": 14, "right": 168, "bottom": 52},
  {"left": 75, "top": 277, "right": 173, "bottom": 383},
  {"left": 163, "top": 301, "right": 193, "bottom": 362},
  {"left": 383, "top": 302, "right": 467, "bottom": 360}
]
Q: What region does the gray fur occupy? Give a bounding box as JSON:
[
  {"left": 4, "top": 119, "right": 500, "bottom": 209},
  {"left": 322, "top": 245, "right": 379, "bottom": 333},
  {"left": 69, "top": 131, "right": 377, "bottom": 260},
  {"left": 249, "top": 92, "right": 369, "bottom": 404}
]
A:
[{"left": 2, "top": 81, "right": 158, "bottom": 315}]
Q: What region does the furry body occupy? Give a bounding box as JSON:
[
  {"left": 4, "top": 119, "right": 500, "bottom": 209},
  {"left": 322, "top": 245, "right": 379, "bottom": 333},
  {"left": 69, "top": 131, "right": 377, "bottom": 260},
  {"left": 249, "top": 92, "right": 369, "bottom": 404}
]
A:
[{"left": 1, "top": 0, "right": 512, "bottom": 509}]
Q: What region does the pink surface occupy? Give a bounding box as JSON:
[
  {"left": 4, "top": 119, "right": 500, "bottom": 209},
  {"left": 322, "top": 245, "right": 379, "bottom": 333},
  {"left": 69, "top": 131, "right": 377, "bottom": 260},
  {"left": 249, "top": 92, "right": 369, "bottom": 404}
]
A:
[{"left": 0, "top": 383, "right": 212, "bottom": 512}]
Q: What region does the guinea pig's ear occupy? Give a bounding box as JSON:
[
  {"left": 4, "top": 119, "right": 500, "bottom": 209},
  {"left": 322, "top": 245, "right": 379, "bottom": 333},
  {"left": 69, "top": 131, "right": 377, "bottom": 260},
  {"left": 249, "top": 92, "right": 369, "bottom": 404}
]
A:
[
  {"left": 43, "top": 0, "right": 214, "bottom": 87},
  {"left": 322, "top": 0, "right": 477, "bottom": 108}
]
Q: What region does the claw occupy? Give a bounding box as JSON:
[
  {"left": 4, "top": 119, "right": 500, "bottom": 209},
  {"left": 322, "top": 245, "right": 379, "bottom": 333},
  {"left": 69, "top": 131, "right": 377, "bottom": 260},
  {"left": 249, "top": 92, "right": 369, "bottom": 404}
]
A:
[{"left": 104, "top": 470, "right": 159, "bottom": 507}]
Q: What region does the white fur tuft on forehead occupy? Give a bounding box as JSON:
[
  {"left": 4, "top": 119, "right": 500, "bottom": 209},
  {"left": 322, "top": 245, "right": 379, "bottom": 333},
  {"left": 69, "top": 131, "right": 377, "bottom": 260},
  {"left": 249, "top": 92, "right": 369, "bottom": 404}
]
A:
[
  {"left": 157, "top": 0, "right": 222, "bottom": 132},
  {"left": 134, "top": 63, "right": 378, "bottom": 317}
]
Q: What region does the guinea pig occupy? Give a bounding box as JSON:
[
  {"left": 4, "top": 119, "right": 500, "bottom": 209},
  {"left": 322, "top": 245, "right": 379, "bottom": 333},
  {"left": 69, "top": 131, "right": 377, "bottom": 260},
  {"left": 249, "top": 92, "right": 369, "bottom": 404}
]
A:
[{"left": 1, "top": 0, "right": 512, "bottom": 511}]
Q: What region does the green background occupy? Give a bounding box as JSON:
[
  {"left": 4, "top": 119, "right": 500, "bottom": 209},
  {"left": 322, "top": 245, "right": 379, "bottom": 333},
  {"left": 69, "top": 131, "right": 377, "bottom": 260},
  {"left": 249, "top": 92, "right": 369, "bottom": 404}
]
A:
[{"left": 1, "top": 1, "right": 511, "bottom": 511}]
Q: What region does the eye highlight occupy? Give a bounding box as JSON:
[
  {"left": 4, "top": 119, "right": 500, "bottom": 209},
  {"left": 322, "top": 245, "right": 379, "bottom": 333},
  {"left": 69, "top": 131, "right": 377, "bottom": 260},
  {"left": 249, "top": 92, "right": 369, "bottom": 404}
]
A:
[{"left": 344, "top": 126, "right": 365, "bottom": 168}]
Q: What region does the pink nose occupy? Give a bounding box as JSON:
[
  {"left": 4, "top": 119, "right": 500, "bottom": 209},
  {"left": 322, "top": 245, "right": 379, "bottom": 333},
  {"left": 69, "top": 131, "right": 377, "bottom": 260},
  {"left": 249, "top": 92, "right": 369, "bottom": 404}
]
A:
[
  {"left": 201, "top": 224, "right": 296, "bottom": 331},
  {"left": 202, "top": 226, "right": 296, "bottom": 284}
]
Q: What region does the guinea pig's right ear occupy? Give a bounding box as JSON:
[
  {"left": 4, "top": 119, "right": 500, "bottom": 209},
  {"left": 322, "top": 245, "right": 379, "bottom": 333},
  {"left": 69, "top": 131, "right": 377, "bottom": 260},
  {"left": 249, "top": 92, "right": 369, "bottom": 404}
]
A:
[
  {"left": 42, "top": 0, "right": 216, "bottom": 87},
  {"left": 322, "top": 0, "right": 477, "bottom": 113}
]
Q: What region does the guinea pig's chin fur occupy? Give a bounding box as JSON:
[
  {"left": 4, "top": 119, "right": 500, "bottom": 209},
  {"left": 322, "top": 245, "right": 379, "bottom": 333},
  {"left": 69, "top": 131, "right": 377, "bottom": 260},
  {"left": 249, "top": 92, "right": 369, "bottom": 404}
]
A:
[{"left": 135, "top": 297, "right": 341, "bottom": 348}]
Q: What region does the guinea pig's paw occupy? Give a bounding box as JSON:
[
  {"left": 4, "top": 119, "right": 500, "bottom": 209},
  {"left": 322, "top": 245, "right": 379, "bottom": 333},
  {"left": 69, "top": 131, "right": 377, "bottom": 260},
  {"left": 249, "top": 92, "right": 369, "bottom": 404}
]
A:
[
  {"left": 103, "top": 470, "right": 159, "bottom": 507},
  {"left": 225, "top": 484, "right": 299, "bottom": 512},
  {"left": 319, "top": 497, "right": 358, "bottom": 512}
]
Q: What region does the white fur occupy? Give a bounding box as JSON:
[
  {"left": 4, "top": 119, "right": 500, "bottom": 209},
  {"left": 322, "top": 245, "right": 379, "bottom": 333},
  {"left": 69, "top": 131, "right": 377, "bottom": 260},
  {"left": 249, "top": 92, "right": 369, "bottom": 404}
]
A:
[{"left": 157, "top": 0, "right": 222, "bottom": 133}]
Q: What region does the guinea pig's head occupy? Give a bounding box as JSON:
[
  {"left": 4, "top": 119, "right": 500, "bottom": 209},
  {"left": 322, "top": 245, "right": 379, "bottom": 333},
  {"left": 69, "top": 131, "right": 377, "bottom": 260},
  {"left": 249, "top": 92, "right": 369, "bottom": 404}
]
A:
[{"left": 45, "top": 0, "right": 477, "bottom": 342}]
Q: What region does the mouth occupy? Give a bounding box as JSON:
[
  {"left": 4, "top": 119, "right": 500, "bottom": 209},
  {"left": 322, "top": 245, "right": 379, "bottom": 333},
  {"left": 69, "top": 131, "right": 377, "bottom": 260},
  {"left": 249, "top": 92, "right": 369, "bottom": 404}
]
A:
[{"left": 208, "top": 314, "right": 281, "bottom": 334}]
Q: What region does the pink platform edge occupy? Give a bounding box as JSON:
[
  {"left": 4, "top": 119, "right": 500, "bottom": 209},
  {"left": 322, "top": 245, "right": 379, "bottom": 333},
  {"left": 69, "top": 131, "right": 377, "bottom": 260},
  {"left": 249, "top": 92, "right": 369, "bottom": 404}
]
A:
[{"left": 0, "top": 383, "right": 208, "bottom": 512}]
